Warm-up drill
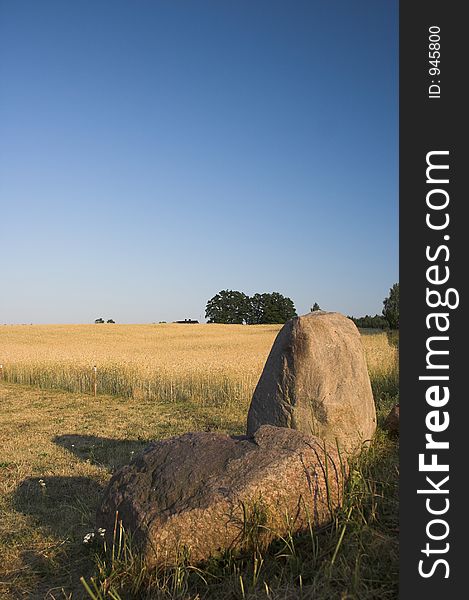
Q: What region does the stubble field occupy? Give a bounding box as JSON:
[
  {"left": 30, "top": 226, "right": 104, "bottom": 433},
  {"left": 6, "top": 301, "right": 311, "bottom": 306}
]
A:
[{"left": 0, "top": 323, "right": 399, "bottom": 599}]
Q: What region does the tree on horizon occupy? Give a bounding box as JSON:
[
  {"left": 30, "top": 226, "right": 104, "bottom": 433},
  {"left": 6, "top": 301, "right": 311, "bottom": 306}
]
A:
[{"left": 382, "top": 283, "right": 399, "bottom": 329}]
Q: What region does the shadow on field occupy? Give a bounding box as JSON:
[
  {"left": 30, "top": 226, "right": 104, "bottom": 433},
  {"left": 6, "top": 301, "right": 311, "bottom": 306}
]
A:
[
  {"left": 12, "top": 476, "right": 105, "bottom": 598},
  {"left": 14, "top": 475, "right": 105, "bottom": 540},
  {"left": 11, "top": 434, "right": 154, "bottom": 595},
  {"left": 54, "top": 433, "right": 151, "bottom": 472}
]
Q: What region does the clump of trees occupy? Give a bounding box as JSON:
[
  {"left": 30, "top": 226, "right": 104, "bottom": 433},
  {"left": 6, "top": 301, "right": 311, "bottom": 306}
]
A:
[
  {"left": 248, "top": 292, "right": 297, "bottom": 324},
  {"left": 382, "top": 283, "right": 399, "bottom": 329},
  {"left": 95, "top": 318, "right": 115, "bottom": 324},
  {"left": 205, "top": 290, "right": 297, "bottom": 324}
]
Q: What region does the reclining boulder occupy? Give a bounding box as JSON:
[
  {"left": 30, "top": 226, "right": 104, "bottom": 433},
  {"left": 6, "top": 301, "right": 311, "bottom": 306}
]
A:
[{"left": 97, "top": 425, "right": 346, "bottom": 566}]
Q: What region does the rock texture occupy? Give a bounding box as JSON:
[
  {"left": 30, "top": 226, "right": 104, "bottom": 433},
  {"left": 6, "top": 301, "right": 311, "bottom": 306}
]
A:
[
  {"left": 384, "top": 403, "right": 399, "bottom": 435},
  {"left": 246, "top": 311, "right": 376, "bottom": 454},
  {"left": 96, "top": 425, "right": 346, "bottom": 566}
]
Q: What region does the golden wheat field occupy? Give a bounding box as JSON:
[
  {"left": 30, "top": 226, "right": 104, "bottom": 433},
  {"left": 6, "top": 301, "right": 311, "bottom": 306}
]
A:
[
  {"left": 0, "top": 323, "right": 398, "bottom": 407},
  {"left": 0, "top": 324, "right": 399, "bottom": 598}
]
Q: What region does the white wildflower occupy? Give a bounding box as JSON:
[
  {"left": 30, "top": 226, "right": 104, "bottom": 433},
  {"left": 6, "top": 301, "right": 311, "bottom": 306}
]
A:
[
  {"left": 83, "top": 532, "right": 95, "bottom": 544},
  {"left": 83, "top": 528, "right": 106, "bottom": 545},
  {"left": 38, "top": 479, "right": 46, "bottom": 488}
]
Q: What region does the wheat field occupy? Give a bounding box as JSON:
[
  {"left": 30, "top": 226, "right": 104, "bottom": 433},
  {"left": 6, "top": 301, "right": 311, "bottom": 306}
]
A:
[
  {"left": 0, "top": 323, "right": 398, "bottom": 408},
  {"left": 0, "top": 323, "right": 398, "bottom": 599}
]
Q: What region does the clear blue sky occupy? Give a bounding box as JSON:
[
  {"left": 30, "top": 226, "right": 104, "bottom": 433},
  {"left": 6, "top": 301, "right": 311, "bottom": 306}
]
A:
[{"left": 0, "top": 0, "right": 398, "bottom": 324}]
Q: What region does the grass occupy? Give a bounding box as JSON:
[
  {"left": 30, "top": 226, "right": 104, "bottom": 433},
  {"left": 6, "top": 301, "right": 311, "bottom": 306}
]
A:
[{"left": 0, "top": 325, "right": 398, "bottom": 599}]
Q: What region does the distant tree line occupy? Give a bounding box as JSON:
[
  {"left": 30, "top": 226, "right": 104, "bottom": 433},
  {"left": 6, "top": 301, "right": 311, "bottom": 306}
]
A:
[
  {"left": 205, "top": 290, "right": 297, "bottom": 324},
  {"left": 348, "top": 314, "right": 388, "bottom": 329},
  {"left": 95, "top": 318, "right": 115, "bottom": 324},
  {"left": 348, "top": 283, "right": 399, "bottom": 330}
]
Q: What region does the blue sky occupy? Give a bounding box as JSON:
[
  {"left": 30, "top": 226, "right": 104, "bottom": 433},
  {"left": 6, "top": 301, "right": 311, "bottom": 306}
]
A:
[{"left": 0, "top": 0, "right": 398, "bottom": 324}]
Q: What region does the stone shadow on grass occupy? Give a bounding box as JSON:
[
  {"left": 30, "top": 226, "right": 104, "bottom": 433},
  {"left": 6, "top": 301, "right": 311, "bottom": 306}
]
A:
[
  {"left": 14, "top": 475, "right": 105, "bottom": 541},
  {"left": 12, "top": 475, "right": 106, "bottom": 597},
  {"left": 53, "top": 433, "right": 151, "bottom": 473},
  {"left": 13, "top": 432, "right": 154, "bottom": 592}
]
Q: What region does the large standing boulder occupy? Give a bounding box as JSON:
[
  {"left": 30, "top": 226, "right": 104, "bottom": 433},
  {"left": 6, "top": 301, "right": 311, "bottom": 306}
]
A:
[
  {"left": 96, "top": 425, "right": 346, "bottom": 566},
  {"left": 246, "top": 312, "right": 376, "bottom": 454}
]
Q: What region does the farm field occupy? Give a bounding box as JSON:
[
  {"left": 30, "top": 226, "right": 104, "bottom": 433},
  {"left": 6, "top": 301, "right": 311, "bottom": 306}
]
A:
[
  {"left": 0, "top": 324, "right": 282, "bottom": 408},
  {"left": 0, "top": 324, "right": 396, "bottom": 409},
  {"left": 0, "top": 324, "right": 399, "bottom": 599}
]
